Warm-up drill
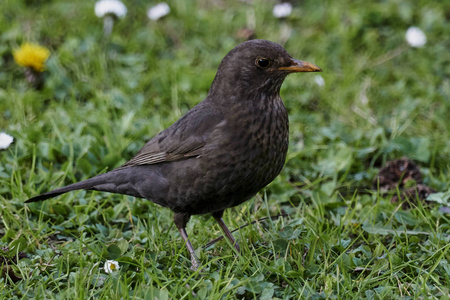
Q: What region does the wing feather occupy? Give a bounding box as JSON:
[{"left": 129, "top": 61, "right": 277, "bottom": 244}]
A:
[{"left": 118, "top": 100, "right": 223, "bottom": 169}]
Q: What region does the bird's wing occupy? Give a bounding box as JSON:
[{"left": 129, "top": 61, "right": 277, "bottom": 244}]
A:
[{"left": 118, "top": 101, "right": 223, "bottom": 168}]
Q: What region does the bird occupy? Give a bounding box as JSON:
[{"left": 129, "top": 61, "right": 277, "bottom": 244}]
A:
[{"left": 26, "top": 39, "right": 322, "bottom": 269}]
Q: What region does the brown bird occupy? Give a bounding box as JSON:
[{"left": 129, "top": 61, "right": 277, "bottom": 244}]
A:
[{"left": 26, "top": 39, "right": 321, "bottom": 269}]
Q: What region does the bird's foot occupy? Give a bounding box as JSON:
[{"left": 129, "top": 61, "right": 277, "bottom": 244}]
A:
[
  {"left": 213, "top": 213, "right": 241, "bottom": 254},
  {"left": 190, "top": 254, "right": 200, "bottom": 271},
  {"left": 233, "top": 242, "right": 241, "bottom": 253}
]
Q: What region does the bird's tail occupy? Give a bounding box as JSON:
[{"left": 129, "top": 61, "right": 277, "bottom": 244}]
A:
[{"left": 25, "top": 172, "right": 115, "bottom": 203}]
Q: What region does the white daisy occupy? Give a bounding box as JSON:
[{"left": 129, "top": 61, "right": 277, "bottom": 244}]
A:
[
  {"left": 273, "top": 3, "right": 292, "bottom": 19},
  {"left": 314, "top": 75, "right": 325, "bottom": 87},
  {"left": 0, "top": 132, "right": 14, "bottom": 150},
  {"left": 104, "top": 260, "right": 120, "bottom": 273},
  {"left": 147, "top": 3, "right": 170, "bottom": 21},
  {"left": 95, "top": 0, "right": 127, "bottom": 18},
  {"left": 405, "top": 27, "right": 427, "bottom": 48}
]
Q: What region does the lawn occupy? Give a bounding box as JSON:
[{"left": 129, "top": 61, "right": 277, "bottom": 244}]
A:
[{"left": 1, "top": 0, "right": 450, "bottom": 299}]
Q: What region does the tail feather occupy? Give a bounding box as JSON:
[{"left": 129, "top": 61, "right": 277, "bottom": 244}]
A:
[{"left": 25, "top": 173, "right": 111, "bottom": 203}]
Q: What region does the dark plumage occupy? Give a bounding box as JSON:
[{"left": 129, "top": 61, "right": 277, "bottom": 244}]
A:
[{"left": 26, "top": 40, "right": 321, "bottom": 268}]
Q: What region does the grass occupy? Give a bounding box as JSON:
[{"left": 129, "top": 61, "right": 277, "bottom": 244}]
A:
[{"left": 1, "top": 0, "right": 450, "bottom": 298}]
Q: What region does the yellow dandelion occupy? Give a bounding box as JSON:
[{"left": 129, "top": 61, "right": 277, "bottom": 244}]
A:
[{"left": 13, "top": 43, "right": 50, "bottom": 72}]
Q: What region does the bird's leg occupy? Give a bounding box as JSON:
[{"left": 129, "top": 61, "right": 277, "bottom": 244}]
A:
[
  {"left": 173, "top": 212, "right": 199, "bottom": 270},
  {"left": 212, "top": 210, "right": 241, "bottom": 253}
]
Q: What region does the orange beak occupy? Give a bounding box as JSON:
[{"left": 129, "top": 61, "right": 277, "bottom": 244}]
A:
[{"left": 278, "top": 59, "right": 322, "bottom": 73}]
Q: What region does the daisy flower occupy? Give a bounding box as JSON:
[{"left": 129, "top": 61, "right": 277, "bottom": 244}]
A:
[
  {"left": 273, "top": 3, "right": 292, "bottom": 19},
  {"left": 95, "top": 0, "right": 127, "bottom": 37},
  {"left": 147, "top": 3, "right": 170, "bottom": 21},
  {"left": 405, "top": 26, "right": 427, "bottom": 48},
  {"left": 0, "top": 132, "right": 14, "bottom": 150},
  {"left": 104, "top": 260, "right": 120, "bottom": 273}
]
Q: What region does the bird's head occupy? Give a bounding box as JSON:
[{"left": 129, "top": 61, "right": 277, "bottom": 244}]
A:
[{"left": 208, "top": 39, "right": 322, "bottom": 99}]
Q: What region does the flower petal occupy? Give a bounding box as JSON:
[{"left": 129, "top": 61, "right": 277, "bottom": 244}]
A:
[
  {"left": 273, "top": 3, "right": 292, "bottom": 19},
  {"left": 147, "top": 3, "right": 170, "bottom": 20},
  {"left": 314, "top": 75, "right": 325, "bottom": 87},
  {"left": 405, "top": 26, "right": 427, "bottom": 48},
  {"left": 13, "top": 43, "right": 50, "bottom": 72},
  {"left": 104, "top": 260, "right": 120, "bottom": 273},
  {"left": 95, "top": 0, "right": 127, "bottom": 18},
  {"left": 0, "top": 132, "right": 14, "bottom": 150}
]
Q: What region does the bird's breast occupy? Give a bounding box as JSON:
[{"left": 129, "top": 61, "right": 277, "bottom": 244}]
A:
[
  {"left": 210, "top": 96, "right": 289, "bottom": 202},
  {"left": 237, "top": 98, "right": 289, "bottom": 183},
  {"left": 170, "top": 96, "right": 289, "bottom": 215}
]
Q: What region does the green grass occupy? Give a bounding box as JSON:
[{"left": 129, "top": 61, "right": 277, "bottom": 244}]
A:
[{"left": 1, "top": 0, "right": 450, "bottom": 298}]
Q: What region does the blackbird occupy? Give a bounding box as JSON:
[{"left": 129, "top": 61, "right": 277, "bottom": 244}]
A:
[{"left": 26, "top": 39, "right": 321, "bottom": 268}]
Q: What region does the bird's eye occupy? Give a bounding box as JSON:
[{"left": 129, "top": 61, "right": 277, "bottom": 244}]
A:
[{"left": 256, "top": 58, "right": 271, "bottom": 69}]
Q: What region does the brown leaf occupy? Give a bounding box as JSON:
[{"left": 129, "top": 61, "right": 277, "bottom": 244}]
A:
[
  {"left": 373, "top": 157, "right": 422, "bottom": 191},
  {"left": 391, "top": 184, "right": 437, "bottom": 209}
]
